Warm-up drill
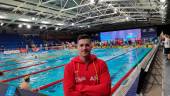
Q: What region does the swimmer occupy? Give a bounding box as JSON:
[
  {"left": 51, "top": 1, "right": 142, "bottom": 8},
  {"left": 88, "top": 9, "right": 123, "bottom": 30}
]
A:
[
  {"left": 35, "top": 55, "right": 38, "bottom": 59},
  {"left": 20, "top": 75, "right": 31, "bottom": 90}
]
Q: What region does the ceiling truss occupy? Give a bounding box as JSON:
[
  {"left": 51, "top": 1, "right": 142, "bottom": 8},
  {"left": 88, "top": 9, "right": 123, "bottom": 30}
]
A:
[{"left": 0, "top": 0, "right": 168, "bottom": 31}]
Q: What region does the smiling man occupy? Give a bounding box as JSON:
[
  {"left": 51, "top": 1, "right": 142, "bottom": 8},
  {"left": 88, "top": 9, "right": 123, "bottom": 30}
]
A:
[{"left": 63, "top": 34, "right": 111, "bottom": 96}]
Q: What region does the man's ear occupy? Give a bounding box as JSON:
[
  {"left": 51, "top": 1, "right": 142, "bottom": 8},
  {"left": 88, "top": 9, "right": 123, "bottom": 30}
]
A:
[{"left": 90, "top": 43, "right": 93, "bottom": 48}]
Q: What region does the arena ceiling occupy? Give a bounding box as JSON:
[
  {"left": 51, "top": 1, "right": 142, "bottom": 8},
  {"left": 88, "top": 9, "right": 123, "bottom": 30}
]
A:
[{"left": 0, "top": 0, "right": 169, "bottom": 32}]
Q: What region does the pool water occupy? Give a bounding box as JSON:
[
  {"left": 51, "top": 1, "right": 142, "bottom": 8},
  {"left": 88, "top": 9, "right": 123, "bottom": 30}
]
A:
[{"left": 0, "top": 48, "right": 151, "bottom": 96}]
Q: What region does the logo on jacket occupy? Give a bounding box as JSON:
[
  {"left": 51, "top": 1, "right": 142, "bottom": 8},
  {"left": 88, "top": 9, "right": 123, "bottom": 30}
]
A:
[
  {"left": 75, "top": 76, "right": 86, "bottom": 82},
  {"left": 90, "top": 76, "right": 97, "bottom": 81},
  {"left": 75, "top": 76, "right": 97, "bottom": 83}
]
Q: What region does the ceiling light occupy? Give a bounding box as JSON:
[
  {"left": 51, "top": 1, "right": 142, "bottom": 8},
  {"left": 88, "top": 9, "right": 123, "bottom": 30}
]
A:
[
  {"left": 162, "top": 20, "right": 165, "bottom": 23},
  {"left": 71, "top": 23, "right": 75, "bottom": 26},
  {"left": 114, "top": 8, "right": 118, "bottom": 13},
  {"left": 31, "top": 17, "right": 36, "bottom": 21},
  {"left": 57, "top": 23, "right": 64, "bottom": 25},
  {"left": 90, "top": 0, "right": 95, "bottom": 4},
  {"left": 108, "top": 4, "right": 112, "bottom": 6},
  {"left": 26, "top": 24, "right": 31, "bottom": 29},
  {"left": 79, "top": 26, "right": 84, "bottom": 28},
  {"left": 0, "top": 4, "right": 12, "bottom": 8},
  {"left": 18, "top": 24, "right": 23, "bottom": 28},
  {"left": 18, "top": 18, "right": 31, "bottom": 22},
  {"left": 41, "top": 21, "right": 50, "bottom": 24},
  {"left": 55, "top": 27, "right": 58, "bottom": 30},
  {"left": 126, "top": 17, "right": 129, "bottom": 20},
  {"left": 40, "top": 26, "right": 43, "bottom": 29},
  {"left": 0, "top": 15, "right": 6, "bottom": 19},
  {"left": 0, "top": 23, "right": 4, "bottom": 26},
  {"left": 99, "top": 0, "right": 104, "bottom": 3},
  {"left": 87, "top": 17, "right": 92, "bottom": 19},
  {"left": 160, "top": 0, "right": 166, "bottom": 3},
  {"left": 161, "top": 5, "right": 166, "bottom": 10}
]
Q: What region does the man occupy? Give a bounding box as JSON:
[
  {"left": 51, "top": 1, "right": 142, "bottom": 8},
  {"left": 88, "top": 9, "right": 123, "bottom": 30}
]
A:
[
  {"left": 20, "top": 75, "right": 31, "bottom": 90},
  {"left": 63, "top": 34, "right": 111, "bottom": 96}
]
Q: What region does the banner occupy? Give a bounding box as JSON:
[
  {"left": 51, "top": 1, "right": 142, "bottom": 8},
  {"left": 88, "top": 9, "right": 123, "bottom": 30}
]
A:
[{"left": 4, "top": 50, "right": 20, "bottom": 54}]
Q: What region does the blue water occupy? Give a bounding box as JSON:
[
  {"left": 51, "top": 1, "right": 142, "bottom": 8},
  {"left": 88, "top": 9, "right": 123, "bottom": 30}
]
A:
[{"left": 0, "top": 48, "right": 151, "bottom": 96}]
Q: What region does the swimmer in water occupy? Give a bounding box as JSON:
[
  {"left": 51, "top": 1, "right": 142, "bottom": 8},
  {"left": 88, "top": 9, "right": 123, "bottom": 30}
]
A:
[
  {"left": 35, "top": 55, "right": 38, "bottom": 59},
  {"left": 20, "top": 75, "right": 31, "bottom": 90}
]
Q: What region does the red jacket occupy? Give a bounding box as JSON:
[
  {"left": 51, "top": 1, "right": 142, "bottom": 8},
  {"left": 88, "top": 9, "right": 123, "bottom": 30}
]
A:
[{"left": 64, "top": 54, "right": 111, "bottom": 96}]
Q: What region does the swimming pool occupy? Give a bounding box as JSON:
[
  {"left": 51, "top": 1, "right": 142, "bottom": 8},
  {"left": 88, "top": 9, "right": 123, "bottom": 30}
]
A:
[{"left": 0, "top": 48, "right": 151, "bottom": 96}]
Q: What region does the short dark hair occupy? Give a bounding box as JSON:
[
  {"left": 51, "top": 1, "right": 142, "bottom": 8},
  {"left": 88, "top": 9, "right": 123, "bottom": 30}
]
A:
[
  {"left": 24, "top": 76, "right": 30, "bottom": 83},
  {"left": 77, "top": 34, "right": 91, "bottom": 42}
]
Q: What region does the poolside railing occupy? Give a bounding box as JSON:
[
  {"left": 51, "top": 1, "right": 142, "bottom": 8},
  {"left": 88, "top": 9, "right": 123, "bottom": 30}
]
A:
[{"left": 111, "top": 44, "right": 158, "bottom": 96}]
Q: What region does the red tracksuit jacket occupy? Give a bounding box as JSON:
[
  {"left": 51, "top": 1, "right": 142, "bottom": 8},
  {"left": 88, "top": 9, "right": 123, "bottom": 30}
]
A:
[{"left": 63, "top": 54, "right": 111, "bottom": 96}]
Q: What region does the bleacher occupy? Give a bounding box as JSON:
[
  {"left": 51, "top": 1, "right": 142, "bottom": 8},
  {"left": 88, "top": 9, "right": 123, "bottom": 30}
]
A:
[
  {"left": 46, "top": 39, "right": 62, "bottom": 46},
  {"left": 0, "top": 33, "right": 44, "bottom": 50},
  {"left": 26, "top": 35, "right": 44, "bottom": 47},
  {"left": 0, "top": 33, "right": 26, "bottom": 49}
]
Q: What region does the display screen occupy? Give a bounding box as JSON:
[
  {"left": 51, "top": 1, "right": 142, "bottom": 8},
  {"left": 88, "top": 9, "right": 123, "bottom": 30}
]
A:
[
  {"left": 141, "top": 28, "right": 157, "bottom": 38},
  {"left": 100, "top": 29, "right": 141, "bottom": 42}
]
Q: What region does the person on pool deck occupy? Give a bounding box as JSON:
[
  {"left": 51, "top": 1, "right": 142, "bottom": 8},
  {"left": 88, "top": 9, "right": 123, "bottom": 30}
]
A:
[
  {"left": 20, "top": 75, "right": 31, "bottom": 90},
  {"left": 63, "top": 34, "right": 111, "bottom": 96}
]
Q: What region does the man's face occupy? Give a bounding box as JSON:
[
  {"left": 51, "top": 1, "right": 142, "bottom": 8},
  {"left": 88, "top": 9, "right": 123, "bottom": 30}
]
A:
[{"left": 77, "top": 39, "right": 92, "bottom": 57}]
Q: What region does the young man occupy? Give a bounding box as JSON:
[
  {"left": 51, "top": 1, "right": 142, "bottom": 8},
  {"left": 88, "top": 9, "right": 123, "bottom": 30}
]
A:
[{"left": 63, "top": 34, "right": 111, "bottom": 96}]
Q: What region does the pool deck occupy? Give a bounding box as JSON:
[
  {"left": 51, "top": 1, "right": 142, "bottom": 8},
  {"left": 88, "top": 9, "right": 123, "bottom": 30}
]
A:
[
  {"left": 138, "top": 47, "right": 163, "bottom": 96},
  {"left": 138, "top": 46, "right": 170, "bottom": 96},
  {"left": 163, "top": 52, "right": 170, "bottom": 96}
]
